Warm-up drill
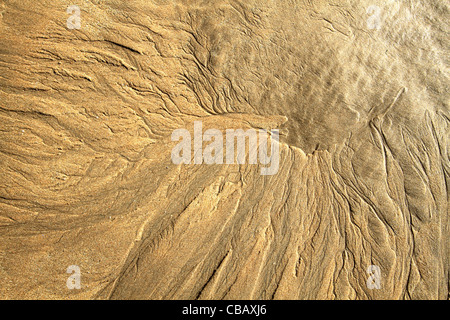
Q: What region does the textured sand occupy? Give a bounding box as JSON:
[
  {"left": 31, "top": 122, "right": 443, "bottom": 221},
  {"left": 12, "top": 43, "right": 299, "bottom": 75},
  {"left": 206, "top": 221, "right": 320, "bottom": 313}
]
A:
[{"left": 0, "top": 0, "right": 448, "bottom": 299}]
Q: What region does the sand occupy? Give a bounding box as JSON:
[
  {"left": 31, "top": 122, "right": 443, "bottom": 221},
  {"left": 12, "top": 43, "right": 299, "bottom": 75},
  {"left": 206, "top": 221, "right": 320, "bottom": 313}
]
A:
[{"left": 0, "top": 0, "right": 448, "bottom": 299}]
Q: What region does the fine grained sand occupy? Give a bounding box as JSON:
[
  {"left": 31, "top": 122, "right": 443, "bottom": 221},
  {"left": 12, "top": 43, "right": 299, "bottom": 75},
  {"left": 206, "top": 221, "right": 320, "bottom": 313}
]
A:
[{"left": 0, "top": 0, "right": 448, "bottom": 299}]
